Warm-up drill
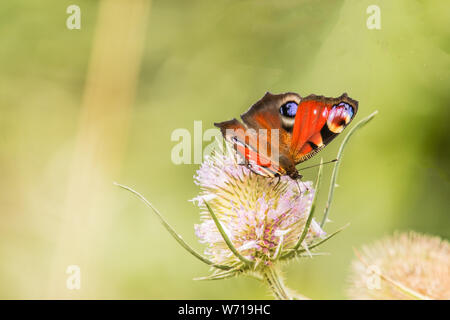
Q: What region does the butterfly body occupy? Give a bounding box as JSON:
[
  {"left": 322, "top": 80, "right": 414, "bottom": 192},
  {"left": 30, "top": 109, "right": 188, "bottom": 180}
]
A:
[{"left": 214, "top": 92, "right": 358, "bottom": 179}]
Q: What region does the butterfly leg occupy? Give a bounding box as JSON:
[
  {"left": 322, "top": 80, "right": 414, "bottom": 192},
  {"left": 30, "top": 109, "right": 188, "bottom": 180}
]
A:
[
  {"left": 292, "top": 173, "right": 310, "bottom": 193},
  {"left": 277, "top": 155, "right": 307, "bottom": 193},
  {"left": 295, "top": 179, "right": 310, "bottom": 193},
  {"left": 273, "top": 175, "right": 281, "bottom": 188}
]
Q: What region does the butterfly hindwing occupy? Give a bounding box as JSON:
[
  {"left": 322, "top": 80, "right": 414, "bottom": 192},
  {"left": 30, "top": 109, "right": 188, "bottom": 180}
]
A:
[
  {"left": 290, "top": 93, "right": 358, "bottom": 164},
  {"left": 214, "top": 118, "right": 283, "bottom": 177}
]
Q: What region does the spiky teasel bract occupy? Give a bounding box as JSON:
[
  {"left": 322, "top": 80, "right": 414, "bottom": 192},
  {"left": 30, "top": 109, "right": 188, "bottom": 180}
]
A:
[{"left": 348, "top": 231, "right": 450, "bottom": 300}]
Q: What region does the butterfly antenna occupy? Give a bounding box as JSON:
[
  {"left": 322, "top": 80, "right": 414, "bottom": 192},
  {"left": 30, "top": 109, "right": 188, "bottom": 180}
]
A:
[{"left": 298, "top": 158, "right": 338, "bottom": 171}]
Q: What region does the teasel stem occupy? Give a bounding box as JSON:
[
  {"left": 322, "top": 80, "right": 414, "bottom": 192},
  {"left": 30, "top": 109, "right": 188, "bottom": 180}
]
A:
[{"left": 261, "top": 266, "right": 291, "bottom": 300}]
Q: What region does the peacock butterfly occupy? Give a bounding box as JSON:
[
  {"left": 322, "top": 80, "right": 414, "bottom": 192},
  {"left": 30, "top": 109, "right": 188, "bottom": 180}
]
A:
[{"left": 214, "top": 92, "right": 358, "bottom": 180}]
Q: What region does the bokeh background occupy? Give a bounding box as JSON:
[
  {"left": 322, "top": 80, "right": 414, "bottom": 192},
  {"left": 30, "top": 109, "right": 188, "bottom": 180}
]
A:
[{"left": 0, "top": 0, "right": 448, "bottom": 299}]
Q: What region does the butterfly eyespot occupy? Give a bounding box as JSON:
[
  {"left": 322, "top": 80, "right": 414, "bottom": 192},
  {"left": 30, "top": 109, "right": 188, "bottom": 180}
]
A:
[
  {"left": 279, "top": 101, "right": 298, "bottom": 118},
  {"left": 327, "top": 103, "right": 354, "bottom": 133}
]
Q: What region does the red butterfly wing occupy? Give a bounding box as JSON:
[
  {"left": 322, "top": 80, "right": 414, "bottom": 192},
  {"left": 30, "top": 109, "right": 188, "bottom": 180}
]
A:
[
  {"left": 290, "top": 93, "right": 358, "bottom": 164},
  {"left": 215, "top": 92, "right": 302, "bottom": 177},
  {"left": 215, "top": 92, "right": 358, "bottom": 178}
]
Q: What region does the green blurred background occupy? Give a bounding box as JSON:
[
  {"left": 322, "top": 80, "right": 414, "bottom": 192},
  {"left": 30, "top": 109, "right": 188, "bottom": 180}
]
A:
[{"left": 0, "top": 0, "right": 448, "bottom": 299}]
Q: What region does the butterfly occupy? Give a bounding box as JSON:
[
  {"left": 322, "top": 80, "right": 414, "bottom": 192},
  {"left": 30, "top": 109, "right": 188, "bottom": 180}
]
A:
[{"left": 214, "top": 92, "right": 358, "bottom": 180}]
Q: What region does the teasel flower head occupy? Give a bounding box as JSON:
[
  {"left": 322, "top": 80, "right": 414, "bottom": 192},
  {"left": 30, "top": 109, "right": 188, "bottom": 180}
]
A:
[
  {"left": 116, "top": 112, "right": 378, "bottom": 299},
  {"left": 348, "top": 231, "right": 450, "bottom": 300},
  {"left": 192, "top": 147, "right": 326, "bottom": 273}
]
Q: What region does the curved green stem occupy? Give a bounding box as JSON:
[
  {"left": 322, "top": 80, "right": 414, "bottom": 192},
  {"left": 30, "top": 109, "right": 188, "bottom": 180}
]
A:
[
  {"left": 205, "top": 201, "right": 255, "bottom": 267},
  {"left": 114, "top": 182, "right": 232, "bottom": 271},
  {"left": 280, "top": 223, "right": 349, "bottom": 261},
  {"left": 293, "top": 158, "right": 323, "bottom": 251},
  {"left": 321, "top": 111, "right": 378, "bottom": 227}
]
